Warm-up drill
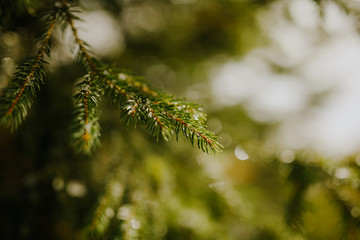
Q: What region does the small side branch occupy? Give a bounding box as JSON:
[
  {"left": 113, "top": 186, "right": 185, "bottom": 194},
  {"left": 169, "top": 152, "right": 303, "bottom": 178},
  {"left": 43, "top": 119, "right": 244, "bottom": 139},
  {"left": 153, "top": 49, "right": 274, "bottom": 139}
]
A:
[
  {"left": 0, "top": 11, "right": 57, "bottom": 130},
  {"left": 7, "top": 18, "right": 56, "bottom": 115},
  {"left": 167, "top": 112, "right": 222, "bottom": 154},
  {"left": 60, "top": 0, "right": 98, "bottom": 73},
  {"left": 71, "top": 73, "right": 104, "bottom": 154}
]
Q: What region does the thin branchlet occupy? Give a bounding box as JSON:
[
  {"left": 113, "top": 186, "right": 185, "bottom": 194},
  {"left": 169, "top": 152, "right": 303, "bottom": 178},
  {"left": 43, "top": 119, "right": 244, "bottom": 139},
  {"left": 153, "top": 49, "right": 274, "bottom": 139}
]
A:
[
  {"left": 71, "top": 73, "right": 104, "bottom": 154},
  {"left": 0, "top": 10, "right": 57, "bottom": 130},
  {"left": 7, "top": 18, "right": 56, "bottom": 115},
  {"left": 60, "top": 0, "right": 98, "bottom": 73},
  {"left": 60, "top": 0, "right": 104, "bottom": 151}
]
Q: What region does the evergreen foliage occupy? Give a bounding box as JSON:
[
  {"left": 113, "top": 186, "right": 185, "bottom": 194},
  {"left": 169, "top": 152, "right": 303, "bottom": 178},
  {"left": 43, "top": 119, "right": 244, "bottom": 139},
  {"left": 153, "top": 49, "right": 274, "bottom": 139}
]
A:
[
  {"left": 101, "top": 66, "right": 222, "bottom": 154},
  {"left": 71, "top": 73, "right": 104, "bottom": 154},
  {"left": 0, "top": 0, "right": 222, "bottom": 154},
  {"left": 0, "top": 9, "right": 56, "bottom": 130},
  {"left": 2, "top": 0, "right": 360, "bottom": 240}
]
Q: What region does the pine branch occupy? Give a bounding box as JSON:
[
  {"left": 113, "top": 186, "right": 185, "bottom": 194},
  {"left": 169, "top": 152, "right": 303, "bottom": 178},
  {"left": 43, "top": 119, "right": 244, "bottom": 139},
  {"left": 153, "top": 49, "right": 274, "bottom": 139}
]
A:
[
  {"left": 71, "top": 73, "right": 104, "bottom": 154},
  {"left": 0, "top": 0, "right": 222, "bottom": 155},
  {"left": 0, "top": 11, "right": 56, "bottom": 130},
  {"left": 58, "top": 1, "right": 106, "bottom": 153},
  {"left": 55, "top": 2, "right": 220, "bottom": 153},
  {"left": 101, "top": 67, "right": 223, "bottom": 154},
  {"left": 59, "top": 0, "right": 98, "bottom": 73}
]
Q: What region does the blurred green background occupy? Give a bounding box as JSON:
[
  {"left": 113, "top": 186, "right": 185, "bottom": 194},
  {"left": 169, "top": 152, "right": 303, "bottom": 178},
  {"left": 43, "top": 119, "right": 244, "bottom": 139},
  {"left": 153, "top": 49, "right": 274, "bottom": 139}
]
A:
[{"left": 2, "top": 0, "right": 360, "bottom": 239}]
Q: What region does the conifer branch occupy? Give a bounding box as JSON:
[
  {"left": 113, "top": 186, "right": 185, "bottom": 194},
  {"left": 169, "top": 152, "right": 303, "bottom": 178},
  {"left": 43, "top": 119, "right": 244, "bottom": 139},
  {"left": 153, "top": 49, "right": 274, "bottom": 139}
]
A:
[
  {"left": 0, "top": 11, "right": 56, "bottom": 130},
  {"left": 101, "top": 67, "right": 223, "bottom": 154},
  {"left": 0, "top": 0, "right": 222, "bottom": 155},
  {"left": 59, "top": 0, "right": 98, "bottom": 74},
  {"left": 167, "top": 111, "right": 221, "bottom": 154},
  {"left": 71, "top": 73, "right": 103, "bottom": 154},
  {"left": 58, "top": 1, "right": 107, "bottom": 153}
]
